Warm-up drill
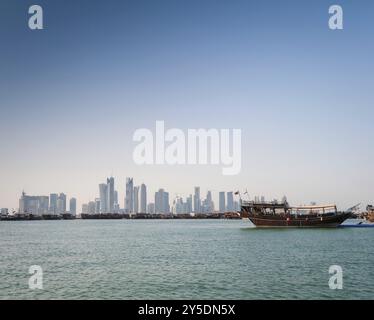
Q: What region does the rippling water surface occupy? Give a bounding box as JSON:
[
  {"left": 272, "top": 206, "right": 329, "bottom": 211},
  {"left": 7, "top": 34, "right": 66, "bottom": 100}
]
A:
[{"left": 0, "top": 220, "right": 373, "bottom": 299}]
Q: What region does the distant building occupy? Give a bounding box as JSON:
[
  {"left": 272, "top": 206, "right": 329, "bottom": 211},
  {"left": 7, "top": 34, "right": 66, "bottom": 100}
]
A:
[
  {"left": 49, "top": 193, "right": 58, "bottom": 214},
  {"left": 1, "top": 208, "right": 9, "bottom": 215},
  {"left": 57, "top": 199, "right": 64, "bottom": 214},
  {"left": 207, "top": 191, "right": 214, "bottom": 212},
  {"left": 173, "top": 196, "right": 192, "bottom": 214},
  {"left": 107, "top": 177, "right": 115, "bottom": 213},
  {"left": 219, "top": 192, "right": 226, "bottom": 212},
  {"left": 125, "top": 178, "right": 134, "bottom": 213},
  {"left": 173, "top": 196, "right": 182, "bottom": 214},
  {"left": 140, "top": 183, "right": 147, "bottom": 213},
  {"left": 147, "top": 203, "right": 155, "bottom": 214},
  {"left": 226, "top": 192, "right": 234, "bottom": 212},
  {"left": 95, "top": 198, "right": 101, "bottom": 214},
  {"left": 186, "top": 195, "right": 193, "bottom": 213},
  {"left": 114, "top": 203, "right": 120, "bottom": 213},
  {"left": 88, "top": 201, "right": 96, "bottom": 214},
  {"left": 57, "top": 193, "right": 67, "bottom": 214},
  {"left": 201, "top": 191, "right": 214, "bottom": 213},
  {"left": 19, "top": 192, "right": 49, "bottom": 215},
  {"left": 69, "top": 198, "right": 77, "bottom": 215},
  {"left": 82, "top": 204, "right": 88, "bottom": 214},
  {"left": 155, "top": 188, "right": 170, "bottom": 214},
  {"left": 134, "top": 186, "right": 139, "bottom": 213},
  {"left": 99, "top": 183, "right": 108, "bottom": 213},
  {"left": 194, "top": 187, "right": 201, "bottom": 213},
  {"left": 114, "top": 190, "right": 118, "bottom": 206}
]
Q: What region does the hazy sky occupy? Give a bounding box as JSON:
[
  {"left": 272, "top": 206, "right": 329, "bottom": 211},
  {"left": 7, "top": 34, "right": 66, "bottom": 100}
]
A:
[{"left": 0, "top": 0, "right": 373, "bottom": 210}]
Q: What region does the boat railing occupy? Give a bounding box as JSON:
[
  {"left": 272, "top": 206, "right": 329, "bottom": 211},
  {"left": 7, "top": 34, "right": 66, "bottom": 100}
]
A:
[{"left": 241, "top": 202, "right": 338, "bottom": 215}]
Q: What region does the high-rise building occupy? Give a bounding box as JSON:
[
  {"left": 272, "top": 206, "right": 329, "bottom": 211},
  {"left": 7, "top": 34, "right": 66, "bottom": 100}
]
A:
[
  {"left": 69, "top": 198, "right": 77, "bottom": 215},
  {"left": 164, "top": 192, "right": 170, "bottom": 214},
  {"left": 147, "top": 203, "right": 155, "bottom": 214},
  {"left": 49, "top": 193, "right": 58, "bottom": 214},
  {"left": 88, "top": 201, "right": 96, "bottom": 214},
  {"left": 39, "top": 196, "right": 49, "bottom": 214},
  {"left": 173, "top": 196, "right": 184, "bottom": 214},
  {"left": 107, "top": 177, "right": 115, "bottom": 213},
  {"left": 95, "top": 198, "right": 101, "bottom": 214},
  {"left": 201, "top": 191, "right": 213, "bottom": 213},
  {"left": 125, "top": 177, "right": 134, "bottom": 213},
  {"left": 219, "top": 192, "right": 226, "bottom": 212},
  {"left": 226, "top": 192, "right": 234, "bottom": 212},
  {"left": 99, "top": 183, "right": 108, "bottom": 213},
  {"left": 19, "top": 193, "right": 49, "bottom": 215},
  {"left": 186, "top": 195, "right": 193, "bottom": 213},
  {"left": 206, "top": 191, "right": 213, "bottom": 212},
  {"left": 82, "top": 204, "right": 88, "bottom": 214},
  {"left": 114, "top": 191, "right": 118, "bottom": 205},
  {"left": 173, "top": 196, "right": 193, "bottom": 214},
  {"left": 114, "top": 203, "right": 120, "bottom": 213},
  {"left": 57, "top": 198, "right": 64, "bottom": 214},
  {"left": 194, "top": 187, "right": 201, "bottom": 213},
  {"left": 155, "top": 189, "right": 163, "bottom": 214},
  {"left": 155, "top": 189, "right": 170, "bottom": 214},
  {"left": 57, "top": 193, "right": 66, "bottom": 214},
  {"left": 134, "top": 186, "right": 139, "bottom": 213},
  {"left": 140, "top": 183, "right": 147, "bottom": 213}
]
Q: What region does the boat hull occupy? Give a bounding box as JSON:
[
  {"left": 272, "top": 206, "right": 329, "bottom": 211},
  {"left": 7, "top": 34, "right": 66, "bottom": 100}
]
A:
[{"left": 245, "top": 212, "right": 352, "bottom": 228}]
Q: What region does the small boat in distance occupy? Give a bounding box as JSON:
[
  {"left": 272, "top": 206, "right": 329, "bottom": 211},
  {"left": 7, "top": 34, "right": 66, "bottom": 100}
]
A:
[{"left": 240, "top": 201, "right": 353, "bottom": 228}]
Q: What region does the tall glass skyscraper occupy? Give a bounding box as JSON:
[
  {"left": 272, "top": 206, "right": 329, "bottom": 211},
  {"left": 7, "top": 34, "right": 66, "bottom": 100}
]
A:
[
  {"left": 134, "top": 186, "right": 139, "bottom": 213},
  {"left": 140, "top": 183, "right": 147, "bottom": 213},
  {"left": 155, "top": 189, "right": 170, "bottom": 214},
  {"left": 49, "top": 193, "right": 58, "bottom": 214},
  {"left": 226, "top": 192, "right": 234, "bottom": 212},
  {"left": 125, "top": 177, "right": 134, "bottom": 213},
  {"left": 69, "top": 197, "right": 77, "bottom": 215},
  {"left": 194, "top": 187, "right": 201, "bottom": 213},
  {"left": 99, "top": 183, "right": 108, "bottom": 213},
  {"left": 219, "top": 192, "right": 226, "bottom": 213},
  {"left": 107, "top": 177, "right": 115, "bottom": 213},
  {"left": 57, "top": 193, "right": 66, "bottom": 214}
]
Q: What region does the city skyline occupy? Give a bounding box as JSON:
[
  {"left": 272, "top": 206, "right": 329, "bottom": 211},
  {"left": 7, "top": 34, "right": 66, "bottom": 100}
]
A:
[
  {"left": 1, "top": 0, "right": 373, "bottom": 210},
  {"left": 15, "top": 176, "right": 243, "bottom": 215}
]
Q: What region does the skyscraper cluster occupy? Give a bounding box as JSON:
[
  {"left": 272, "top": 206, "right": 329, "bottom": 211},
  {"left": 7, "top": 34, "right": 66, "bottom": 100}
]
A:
[
  {"left": 82, "top": 177, "right": 149, "bottom": 215},
  {"left": 123, "top": 178, "right": 148, "bottom": 214},
  {"left": 171, "top": 189, "right": 240, "bottom": 214},
  {"left": 83, "top": 177, "right": 119, "bottom": 214},
  {"left": 172, "top": 195, "right": 193, "bottom": 215},
  {"left": 16, "top": 177, "right": 241, "bottom": 216},
  {"left": 19, "top": 191, "right": 76, "bottom": 215}
]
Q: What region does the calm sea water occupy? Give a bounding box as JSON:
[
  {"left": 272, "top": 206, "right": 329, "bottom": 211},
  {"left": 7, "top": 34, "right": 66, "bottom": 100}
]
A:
[{"left": 0, "top": 219, "right": 373, "bottom": 299}]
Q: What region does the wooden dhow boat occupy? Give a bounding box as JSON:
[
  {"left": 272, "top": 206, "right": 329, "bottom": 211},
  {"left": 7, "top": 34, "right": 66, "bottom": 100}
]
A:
[{"left": 240, "top": 201, "right": 353, "bottom": 228}]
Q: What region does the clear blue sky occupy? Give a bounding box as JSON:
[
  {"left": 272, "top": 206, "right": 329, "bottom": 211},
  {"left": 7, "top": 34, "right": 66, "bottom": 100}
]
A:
[{"left": 0, "top": 0, "right": 373, "bottom": 210}]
